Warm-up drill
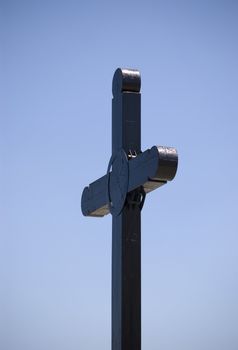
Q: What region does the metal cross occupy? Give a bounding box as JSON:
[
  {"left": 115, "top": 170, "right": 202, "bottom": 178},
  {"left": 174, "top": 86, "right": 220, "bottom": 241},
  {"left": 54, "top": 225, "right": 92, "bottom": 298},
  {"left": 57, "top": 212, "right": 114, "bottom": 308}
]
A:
[{"left": 81, "top": 68, "right": 178, "bottom": 350}]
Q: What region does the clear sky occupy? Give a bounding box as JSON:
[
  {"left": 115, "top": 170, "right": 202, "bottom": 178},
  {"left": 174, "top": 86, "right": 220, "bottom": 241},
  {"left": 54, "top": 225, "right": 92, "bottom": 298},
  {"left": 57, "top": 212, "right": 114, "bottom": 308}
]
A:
[{"left": 1, "top": 1, "right": 238, "bottom": 350}]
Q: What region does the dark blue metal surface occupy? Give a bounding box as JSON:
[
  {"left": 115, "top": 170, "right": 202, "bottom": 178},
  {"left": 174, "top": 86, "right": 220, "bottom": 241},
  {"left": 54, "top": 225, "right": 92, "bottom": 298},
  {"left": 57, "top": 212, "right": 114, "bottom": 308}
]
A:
[{"left": 81, "top": 68, "right": 178, "bottom": 350}]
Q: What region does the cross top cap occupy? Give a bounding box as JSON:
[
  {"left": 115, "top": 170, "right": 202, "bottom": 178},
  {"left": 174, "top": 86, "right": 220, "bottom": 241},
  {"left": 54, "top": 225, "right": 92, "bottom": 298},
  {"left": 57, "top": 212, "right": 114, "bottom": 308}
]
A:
[{"left": 112, "top": 68, "right": 141, "bottom": 97}]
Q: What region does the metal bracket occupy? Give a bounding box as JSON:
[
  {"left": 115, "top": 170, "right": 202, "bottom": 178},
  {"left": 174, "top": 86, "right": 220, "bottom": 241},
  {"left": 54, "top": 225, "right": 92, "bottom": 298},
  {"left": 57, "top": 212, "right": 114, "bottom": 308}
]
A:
[{"left": 126, "top": 186, "right": 146, "bottom": 211}]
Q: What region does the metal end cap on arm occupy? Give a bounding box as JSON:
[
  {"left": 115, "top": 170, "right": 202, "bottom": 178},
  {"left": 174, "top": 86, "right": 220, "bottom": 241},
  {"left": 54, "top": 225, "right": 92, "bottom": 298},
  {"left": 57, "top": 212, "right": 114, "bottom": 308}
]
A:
[{"left": 153, "top": 146, "right": 178, "bottom": 182}]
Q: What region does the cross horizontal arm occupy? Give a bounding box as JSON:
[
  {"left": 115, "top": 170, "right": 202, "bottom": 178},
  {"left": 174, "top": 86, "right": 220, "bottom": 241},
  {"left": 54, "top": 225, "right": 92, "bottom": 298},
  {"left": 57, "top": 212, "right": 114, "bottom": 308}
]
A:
[
  {"left": 128, "top": 146, "right": 178, "bottom": 194},
  {"left": 81, "top": 174, "right": 108, "bottom": 217},
  {"left": 81, "top": 145, "right": 178, "bottom": 217}
]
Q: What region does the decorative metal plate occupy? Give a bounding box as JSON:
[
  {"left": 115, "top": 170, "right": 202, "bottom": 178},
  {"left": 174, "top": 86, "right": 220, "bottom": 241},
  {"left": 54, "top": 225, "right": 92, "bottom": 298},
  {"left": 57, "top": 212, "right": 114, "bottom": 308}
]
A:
[{"left": 107, "top": 149, "right": 129, "bottom": 216}]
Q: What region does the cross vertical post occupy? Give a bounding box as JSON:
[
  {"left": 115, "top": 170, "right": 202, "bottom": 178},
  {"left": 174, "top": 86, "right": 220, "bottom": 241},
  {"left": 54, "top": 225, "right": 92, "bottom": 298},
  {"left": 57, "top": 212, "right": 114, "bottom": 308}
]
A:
[{"left": 111, "top": 69, "right": 142, "bottom": 350}]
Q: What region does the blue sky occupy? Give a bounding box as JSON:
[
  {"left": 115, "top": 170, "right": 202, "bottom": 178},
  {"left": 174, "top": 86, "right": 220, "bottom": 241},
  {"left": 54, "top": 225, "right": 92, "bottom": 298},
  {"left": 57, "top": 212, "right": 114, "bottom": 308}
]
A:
[{"left": 1, "top": 1, "right": 238, "bottom": 349}]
